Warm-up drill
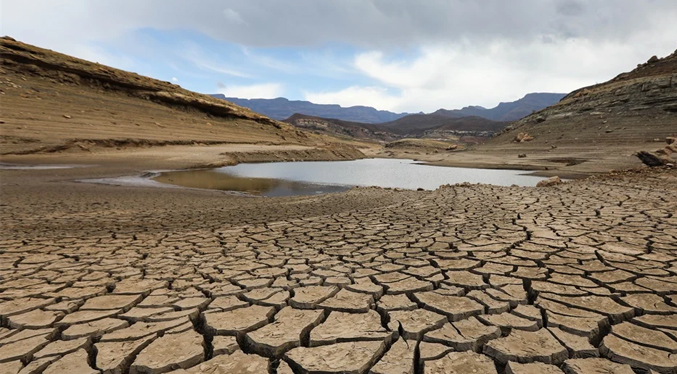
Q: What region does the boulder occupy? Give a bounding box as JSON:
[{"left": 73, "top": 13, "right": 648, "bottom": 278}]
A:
[
  {"left": 536, "top": 177, "right": 562, "bottom": 187},
  {"left": 514, "top": 133, "right": 534, "bottom": 142},
  {"left": 636, "top": 151, "right": 670, "bottom": 167}
]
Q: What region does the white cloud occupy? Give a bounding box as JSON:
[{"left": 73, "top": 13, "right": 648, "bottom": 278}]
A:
[
  {"left": 171, "top": 77, "right": 178, "bottom": 82},
  {"left": 223, "top": 9, "right": 247, "bottom": 25},
  {"left": 2, "top": 0, "right": 677, "bottom": 112},
  {"left": 180, "top": 42, "right": 251, "bottom": 78},
  {"left": 304, "top": 86, "right": 403, "bottom": 110},
  {"left": 307, "top": 20, "right": 677, "bottom": 113},
  {"left": 217, "top": 83, "right": 283, "bottom": 99}
]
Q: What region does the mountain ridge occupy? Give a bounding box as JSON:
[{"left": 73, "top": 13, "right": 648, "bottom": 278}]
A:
[
  {"left": 211, "top": 92, "right": 566, "bottom": 124},
  {"left": 433, "top": 92, "right": 566, "bottom": 121},
  {"left": 209, "top": 95, "right": 408, "bottom": 123}
]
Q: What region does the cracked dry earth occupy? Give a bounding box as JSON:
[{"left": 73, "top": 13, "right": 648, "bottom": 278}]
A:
[{"left": 1, "top": 172, "right": 677, "bottom": 374}]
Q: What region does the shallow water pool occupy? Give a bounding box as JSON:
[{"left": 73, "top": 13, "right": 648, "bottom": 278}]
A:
[{"left": 152, "top": 158, "right": 546, "bottom": 197}]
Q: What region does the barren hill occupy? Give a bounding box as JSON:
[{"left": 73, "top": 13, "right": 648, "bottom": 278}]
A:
[
  {"left": 283, "top": 113, "right": 397, "bottom": 142},
  {"left": 376, "top": 114, "right": 506, "bottom": 136},
  {"left": 283, "top": 112, "right": 505, "bottom": 144},
  {"left": 0, "top": 37, "right": 337, "bottom": 156},
  {"left": 485, "top": 51, "right": 677, "bottom": 149}
]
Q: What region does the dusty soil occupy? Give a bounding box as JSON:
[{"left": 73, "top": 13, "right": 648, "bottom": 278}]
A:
[
  {"left": 366, "top": 143, "right": 653, "bottom": 178},
  {"left": 1, "top": 38, "right": 677, "bottom": 374},
  {"left": 1, "top": 161, "right": 677, "bottom": 373}
]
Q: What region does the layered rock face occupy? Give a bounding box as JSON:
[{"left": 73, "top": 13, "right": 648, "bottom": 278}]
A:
[{"left": 488, "top": 50, "right": 677, "bottom": 148}]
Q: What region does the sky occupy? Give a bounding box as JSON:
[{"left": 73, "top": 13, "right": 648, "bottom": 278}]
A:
[{"left": 2, "top": 1, "right": 676, "bottom": 113}]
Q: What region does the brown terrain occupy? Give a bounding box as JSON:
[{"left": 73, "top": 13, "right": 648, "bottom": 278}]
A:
[
  {"left": 373, "top": 50, "right": 677, "bottom": 176},
  {"left": 1, "top": 37, "right": 677, "bottom": 374}
]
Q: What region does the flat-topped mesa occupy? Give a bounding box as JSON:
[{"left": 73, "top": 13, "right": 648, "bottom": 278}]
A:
[{"left": 488, "top": 49, "right": 677, "bottom": 147}]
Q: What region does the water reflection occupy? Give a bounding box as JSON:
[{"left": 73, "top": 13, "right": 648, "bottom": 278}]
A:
[
  {"left": 153, "top": 158, "right": 546, "bottom": 196},
  {"left": 153, "top": 169, "right": 350, "bottom": 197}
]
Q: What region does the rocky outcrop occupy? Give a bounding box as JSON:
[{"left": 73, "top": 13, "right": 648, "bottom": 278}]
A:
[
  {"left": 487, "top": 50, "right": 677, "bottom": 148},
  {"left": 536, "top": 176, "right": 563, "bottom": 187},
  {"left": 636, "top": 137, "right": 677, "bottom": 167},
  {"left": 514, "top": 132, "right": 534, "bottom": 142}
]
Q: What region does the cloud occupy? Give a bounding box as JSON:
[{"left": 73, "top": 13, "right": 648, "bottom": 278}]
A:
[
  {"left": 5, "top": 1, "right": 676, "bottom": 49},
  {"left": 223, "top": 8, "right": 247, "bottom": 25},
  {"left": 2, "top": 0, "right": 676, "bottom": 111},
  {"left": 217, "top": 83, "right": 283, "bottom": 99},
  {"left": 307, "top": 26, "right": 677, "bottom": 113},
  {"left": 171, "top": 77, "right": 178, "bottom": 82},
  {"left": 179, "top": 42, "right": 251, "bottom": 78},
  {"left": 304, "top": 86, "right": 403, "bottom": 110}
]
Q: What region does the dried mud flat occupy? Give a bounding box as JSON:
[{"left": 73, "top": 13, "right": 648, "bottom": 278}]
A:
[{"left": 1, "top": 166, "right": 677, "bottom": 374}]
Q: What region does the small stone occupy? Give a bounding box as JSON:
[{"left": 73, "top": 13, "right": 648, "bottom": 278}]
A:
[{"left": 537, "top": 176, "right": 563, "bottom": 187}]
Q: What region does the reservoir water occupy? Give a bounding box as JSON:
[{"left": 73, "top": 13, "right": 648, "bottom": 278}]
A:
[{"left": 152, "top": 158, "right": 546, "bottom": 197}]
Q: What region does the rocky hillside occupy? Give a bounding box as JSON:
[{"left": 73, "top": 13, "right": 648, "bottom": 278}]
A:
[
  {"left": 376, "top": 114, "right": 506, "bottom": 137},
  {"left": 283, "top": 113, "right": 397, "bottom": 142},
  {"left": 283, "top": 112, "right": 505, "bottom": 143},
  {"left": 485, "top": 51, "right": 677, "bottom": 149},
  {"left": 0, "top": 37, "right": 324, "bottom": 155}
]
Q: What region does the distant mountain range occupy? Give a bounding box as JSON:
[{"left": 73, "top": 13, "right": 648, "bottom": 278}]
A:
[
  {"left": 209, "top": 95, "right": 407, "bottom": 123},
  {"left": 210, "top": 92, "right": 566, "bottom": 124},
  {"left": 433, "top": 93, "right": 567, "bottom": 122}
]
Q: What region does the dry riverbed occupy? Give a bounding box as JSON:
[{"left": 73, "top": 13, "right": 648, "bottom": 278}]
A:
[{"left": 1, "top": 149, "right": 677, "bottom": 374}]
